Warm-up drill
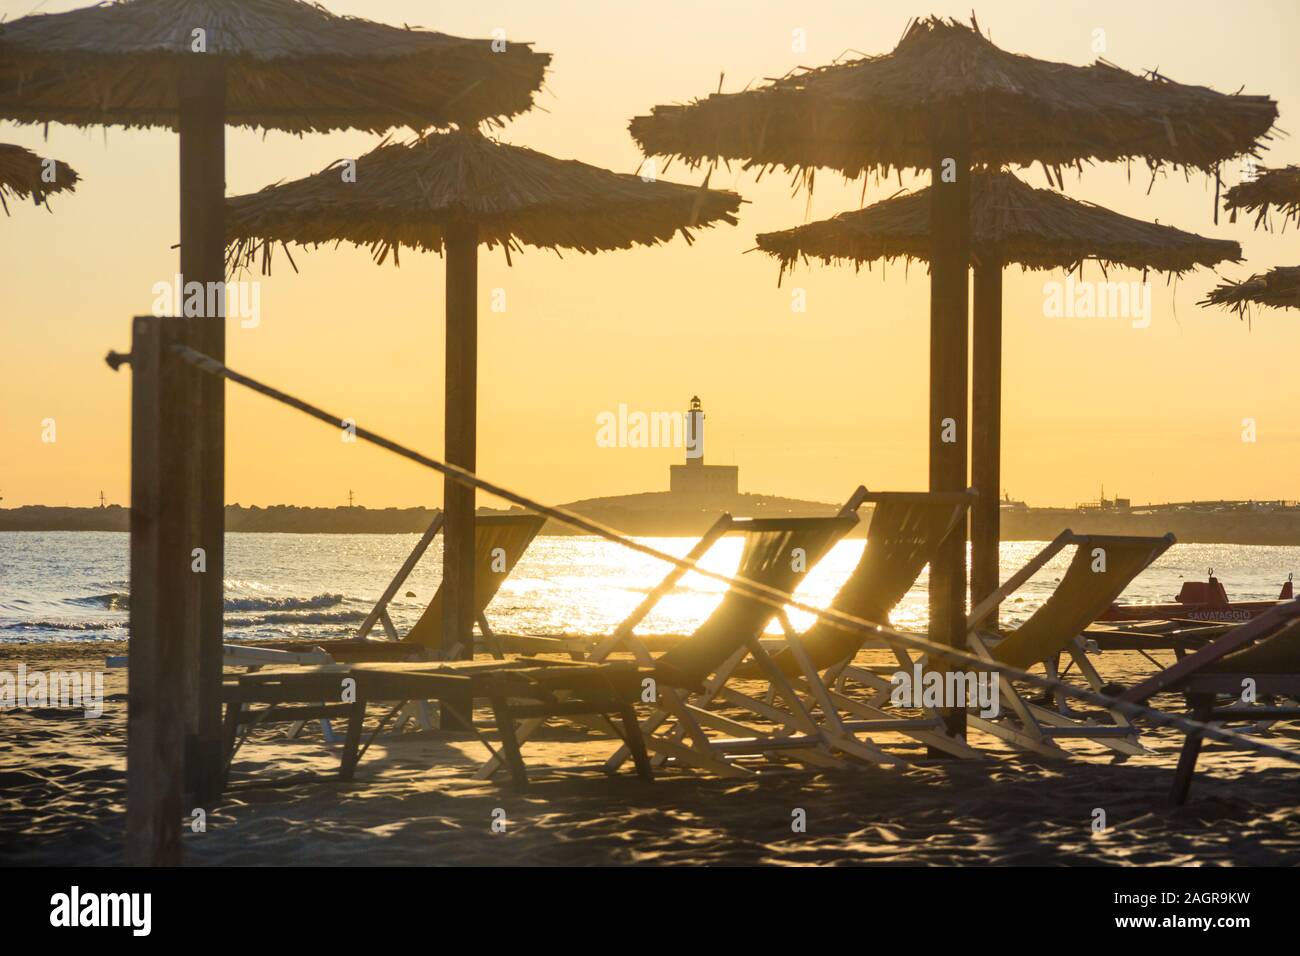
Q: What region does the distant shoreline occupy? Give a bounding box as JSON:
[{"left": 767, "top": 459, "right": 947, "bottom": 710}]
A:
[{"left": 5, "top": 500, "right": 1300, "bottom": 546}]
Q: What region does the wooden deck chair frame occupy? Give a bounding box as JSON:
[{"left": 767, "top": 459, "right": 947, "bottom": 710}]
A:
[
  {"left": 355, "top": 511, "right": 446, "bottom": 644},
  {"left": 1121, "top": 599, "right": 1300, "bottom": 804},
  {"left": 255, "top": 510, "right": 542, "bottom": 737},
  {"left": 220, "top": 511, "right": 449, "bottom": 673},
  {"left": 949, "top": 530, "right": 1175, "bottom": 760},
  {"left": 475, "top": 495, "right": 876, "bottom": 780},
  {"left": 218, "top": 660, "right": 654, "bottom": 792},
  {"left": 735, "top": 488, "right": 984, "bottom": 763},
  {"left": 257, "top": 510, "right": 445, "bottom": 737},
  {"left": 360, "top": 511, "right": 546, "bottom": 732},
  {"left": 222, "top": 511, "right": 447, "bottom": 739},
  {"left": 595, "top": 503, "right": 889, "bottom": 774},
  {"left": 607, "top": 491, "right": 983, "bottom": 771}
]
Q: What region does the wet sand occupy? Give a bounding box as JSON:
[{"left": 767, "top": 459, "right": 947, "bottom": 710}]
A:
[{"left": 2, "top": 641, "right": 1297, "bottom": 866}]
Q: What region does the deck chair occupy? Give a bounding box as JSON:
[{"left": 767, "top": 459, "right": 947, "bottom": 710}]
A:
[
  {"left": 500, "top": 489, "right": 977, "bottom": 766},
  {"left": 662, "top": 488, "right": 981, "bottom": 764},
  {"left": 233, "top": 512, "right": 544, "bottom": 737},
  {"left": 476, "top": 505, "right": 872, "bottom": 779},
  {"left": 1121, "top": 599, "right": 1300, "bottom": 803},
  {"left": 232, "top": 512, "right": 546, "bottom": 666},
  {"left": 946, "top": 530, "right": 1175, "bottom": 759},
  {"left": 391, "top": 512, "right": 547, "bottom": 659},
  {"left": 219, "top": 657, "right": 652, "bottom": 790}
]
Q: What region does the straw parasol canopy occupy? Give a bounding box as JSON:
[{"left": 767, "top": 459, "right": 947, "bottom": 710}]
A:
[
  {"left": 0, "top": 0, "right": 550, "bottom": 132},
  {"left": 755, "top": 169, "right": 1242, "bottom": 277},
  {"left": 1209, "top": 166, "right": 1299, "bottom": 321},
  {"left": 629, "top": 16, "right": 1277, "bottom": 183},
  {"left": 226, "top": 129, "right": 743, "bottom": 269},
  {"left": 0, "top": 142, "right": 79, "bottom": 213},
  {"left": 755, "top": 166, "right": 1243, "bottom": 637},
  {"left": 1201, "top": 266, "right": 1300, "bottom": 316},
  {"left": 1222, "top": 165, "right": 1300, "bottom": 230}
]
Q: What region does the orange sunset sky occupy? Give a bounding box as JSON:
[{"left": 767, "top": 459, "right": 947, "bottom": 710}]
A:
[{"left": 2, "top": 0, "right": 1298, "bottom": 511}]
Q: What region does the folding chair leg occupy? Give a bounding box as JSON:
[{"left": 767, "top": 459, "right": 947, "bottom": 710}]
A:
[
  {"left": 392, "top": 701, "right": 422, "bottom": 735},
  {"left": 625, "top": 695, "right": 750, "bottom": 778},
  {"left": 220, "top": 699, "right": 243, "bottom": 792},
  {"left": 648, "top": 652, "right": 752, "bottom": 763},
  {"left": 1170, "top": 694, "right": 1213, "bottom": 806},
  {"left": 488, "top": 696, "right": 529, "bottom": 788},
  {"left": 641, "top": 729, "right": 751, "bottom": 777},
  {"left": 338, "top": 700, "right": 367, "bottom": 782},
  {"left": 440, "top": 690, "right": 474, "bottom": 732},
  {"left": 285, "top": 713, "right": 337, "bottom": 744},
  {"left": 476, "top": 715, "right": 543, "bottom": 779},
  {"left": 601, "top": 708, "right": 671, "bottom": 773},
  {"left": 617, "top": 702, "right": 654, "bottom": 782},
  {"left": 414, "top": 700, "right": 436, "bottom": 731},
  {"left": 967, "top": 712, "right": 1072, "bottom": 760}
]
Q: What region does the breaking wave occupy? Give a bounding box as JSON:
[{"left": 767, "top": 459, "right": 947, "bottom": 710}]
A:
[
  {"left": 66, "top": 592, "right": 129, "bottom": 611},
  {"left": 224, "top": 610, "right": 364, "bottom": 628},
  {"left": 222, "top": 593, "right": 344, "bottom": 613}
]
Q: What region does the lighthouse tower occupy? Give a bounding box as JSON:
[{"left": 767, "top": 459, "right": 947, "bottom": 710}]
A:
[
  {"left": 669, "top": 395, "right": 738, "bottom": 498},
  {"left": 685, "top": 395, "right": 704, "bottom": 464}
]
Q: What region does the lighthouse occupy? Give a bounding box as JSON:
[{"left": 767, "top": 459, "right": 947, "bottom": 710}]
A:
[
  {"left": 669, "top": 395, "right": 739, "bottom": 497},
  {"left": 685, "top": 395, "right": 704, "bottom": 464}
]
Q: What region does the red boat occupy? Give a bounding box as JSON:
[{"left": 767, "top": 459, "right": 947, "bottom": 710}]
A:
[{"left": 1098, "top": 570, "right": 1293, "bottom": 624}]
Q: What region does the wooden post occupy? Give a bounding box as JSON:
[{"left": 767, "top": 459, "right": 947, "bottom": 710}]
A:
[
  {"left": 442, "top": 220, "right": 478, "bottom": 680},
  {"left": 178, "top": 59, "right": 226, "bottom": 803},
  {"left": 927, "top": 129, "right": 971, "bottom": 746},
  {"left": 127, "top": 315, "right": 199, "bottom": 866},
  {"left": 970, "top": 262, "right": 1003, "bottom": 629}
]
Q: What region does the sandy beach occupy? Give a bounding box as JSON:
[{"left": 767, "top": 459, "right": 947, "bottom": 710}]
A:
[
  {"left": 4, "top": 641, "right": 1296, "bottom": 867},
  {"left": 4, "top": 0, "right": 1299, "bottom": 886}
]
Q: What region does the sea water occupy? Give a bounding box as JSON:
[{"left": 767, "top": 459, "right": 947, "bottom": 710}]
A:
[{"left": 1, "top": 531, "right": 1296, "bottom": 644}]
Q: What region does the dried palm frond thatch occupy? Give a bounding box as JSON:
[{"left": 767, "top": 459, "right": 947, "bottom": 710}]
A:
[
  {"left": 755, "top": 170, "right": 1240, "bottom": 279},
  {"left": 0, "top": 143, "right": 79, "bottom": 214},
  {"left": 225, "top": 130, "right": 743, "bottom": 271},
  {"left": 1201, "top": 266, "right": 1300, "bottom": 317},
  {"left": 630, "top": 17, "right": 1276, "bottom": 182},
  {"left": 1222, "top": 165, "right": 1300, "bottom": 230},
  {"left": 0, "top": 0, "right": 550, "bottom": 133}
]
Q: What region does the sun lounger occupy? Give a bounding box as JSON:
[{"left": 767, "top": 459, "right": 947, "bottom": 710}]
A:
[
  {"left": 944, "top": 530, "right": 1175, "bottom": 758},
  {"left": 1120, "top": 599, "right": 1300, "bottom": 803},
  {"left": 220, "top": 494, "right": 993, "bottom": 785},
  {"left": 219, "top": 658, "right": 652, "bottom": 789},
  {"left": 650, "top": 488, "right": 981, "bottom": 765},
  {"left": 223, "top": 512, "right": 544, "bottom": 737},
  {"left": 231, "top": 512, "right": 546, "bottom": 666},
  {"left": 477, "top": 504, "right": 869, "bottom": 778}
]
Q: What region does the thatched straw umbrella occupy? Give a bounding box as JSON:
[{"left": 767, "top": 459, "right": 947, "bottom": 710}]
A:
[
  {"left": 0, "top": 143, "right": 79, "bottom": 213},
  {"left": 1205, "top": 166, "right": 1300, "bottom": 320},
  {"left": 756, "top": 170, "right": 1242, "bottom": 620},
  {"left": 630, "top": 16, "right": 1275, "bottom": 740},
  {"left": 1202, "top": 266, "right": 1300, "bottom": 316},
  {"left": 0, "top": 0, "right": 549, "bottom": 834},
  {"left": 225, "top": 129, "right": 742, "bottom": 664},
  {"left": 1223, "top": 165, "right": 1300, "bottom": 230}
]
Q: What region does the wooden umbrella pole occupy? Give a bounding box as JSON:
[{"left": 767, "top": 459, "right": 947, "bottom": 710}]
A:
[
  {"left": 442, "top": 220, "right": 479, "bottom": 688},
  {"left": 927, "top": 129, "right": 971, "bottom": 746},
  {"left": 178, "top": 58, "right": 226, "bottom": 805},
  {"left": 970, "top": 261, "right": 1003, "bottom": 629}
]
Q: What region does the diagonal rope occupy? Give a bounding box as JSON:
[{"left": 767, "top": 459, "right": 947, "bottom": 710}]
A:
[{"left": 138, "top": 343, "right": 1300, "bottom": 767}]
